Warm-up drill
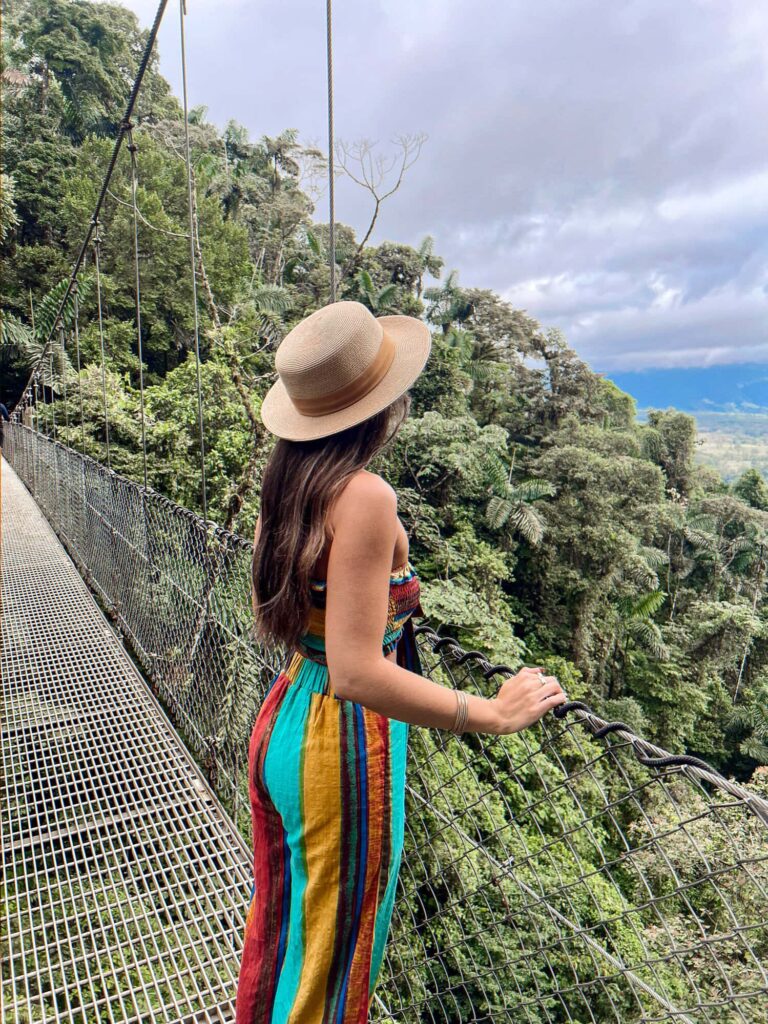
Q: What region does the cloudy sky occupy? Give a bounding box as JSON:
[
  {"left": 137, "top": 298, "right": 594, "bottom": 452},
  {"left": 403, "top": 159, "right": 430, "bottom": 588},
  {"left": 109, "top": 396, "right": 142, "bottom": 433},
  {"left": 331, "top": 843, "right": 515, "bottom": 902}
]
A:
[{"left": 120, "top": 0, "right": 768, "bottom": 374}]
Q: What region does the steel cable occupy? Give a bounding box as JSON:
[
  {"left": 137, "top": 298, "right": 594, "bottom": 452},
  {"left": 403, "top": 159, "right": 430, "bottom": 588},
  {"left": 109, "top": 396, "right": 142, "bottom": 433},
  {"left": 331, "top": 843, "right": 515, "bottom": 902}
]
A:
[
  {"left": 93, "top": 229, "right": 112, "bottom": 469},
  {"left": 72, "top": 282, "right": 86, "bottom": 453},
  {"left": 179, "top": 0, "right": 209, "bottom": 525},
  {"left": 326, "top": 0, "right": 336, "bottom": 303},
  {"left": 127, "top": 127, "right": 150, "bottom": 490},
  {"left": 12, "top": 0, "right": 171, "bottom": 416}
]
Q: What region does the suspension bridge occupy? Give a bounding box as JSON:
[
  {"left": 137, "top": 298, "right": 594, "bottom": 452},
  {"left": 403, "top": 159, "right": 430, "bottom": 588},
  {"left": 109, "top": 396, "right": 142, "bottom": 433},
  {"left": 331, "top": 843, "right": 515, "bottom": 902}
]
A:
[
  {"left": 3, "top": 0, "right": 768, "bottom": 1021},
  {"left": 1, "top": 451, "right": 251, "bottom": 1022},
  {"left": 4, "top": 421, "right": 768, "bottom": 1022}
]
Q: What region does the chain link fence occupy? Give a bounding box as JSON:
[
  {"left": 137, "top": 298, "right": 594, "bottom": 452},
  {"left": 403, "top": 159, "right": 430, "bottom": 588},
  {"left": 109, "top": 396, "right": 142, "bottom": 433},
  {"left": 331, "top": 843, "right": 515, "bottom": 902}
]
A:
[{"left": 5, "top": 422, "right": 768, "bottom": 1023}]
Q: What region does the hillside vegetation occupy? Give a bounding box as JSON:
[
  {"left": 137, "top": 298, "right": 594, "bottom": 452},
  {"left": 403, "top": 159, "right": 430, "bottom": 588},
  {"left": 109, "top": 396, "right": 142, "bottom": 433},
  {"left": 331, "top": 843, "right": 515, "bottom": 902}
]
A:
[{"left": 695, "top": 413, "right": 768, "bottom": 481}]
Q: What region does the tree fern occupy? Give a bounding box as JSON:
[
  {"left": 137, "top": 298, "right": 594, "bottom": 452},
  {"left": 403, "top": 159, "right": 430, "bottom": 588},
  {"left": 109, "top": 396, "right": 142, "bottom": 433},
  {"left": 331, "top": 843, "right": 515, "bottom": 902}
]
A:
[
  {"left": 637, "top": 545, "right": 669, "bottom": 570},
  {"left": 1, "top": 313, "right": 36, "bottom": 362},
  {"left": 627, "top": 619, "right": 669, "bottom": 660}
]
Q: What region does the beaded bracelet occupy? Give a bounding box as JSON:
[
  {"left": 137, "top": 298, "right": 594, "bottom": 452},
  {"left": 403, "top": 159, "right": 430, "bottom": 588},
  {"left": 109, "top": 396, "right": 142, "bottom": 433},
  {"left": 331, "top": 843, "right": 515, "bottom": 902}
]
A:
[{"left": 451, "top": 689, "right": 469, "bottom": 735}]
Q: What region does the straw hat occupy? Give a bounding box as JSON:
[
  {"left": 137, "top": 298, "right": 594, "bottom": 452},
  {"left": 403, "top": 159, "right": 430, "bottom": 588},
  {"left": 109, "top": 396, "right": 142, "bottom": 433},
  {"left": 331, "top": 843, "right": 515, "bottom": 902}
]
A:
[{"left": 260, "top": 301, "right": 432, "bottom": 441}]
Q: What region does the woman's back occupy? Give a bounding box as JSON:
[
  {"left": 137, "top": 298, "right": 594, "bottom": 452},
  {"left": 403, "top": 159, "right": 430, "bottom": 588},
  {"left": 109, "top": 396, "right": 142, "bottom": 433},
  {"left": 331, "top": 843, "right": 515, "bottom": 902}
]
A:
[
  {"left": 296, "top": 557, "right": 422, "bottom": 667},
  {"left": 292, "top": 469, "right": 422, "bottom": 666},
  {"left": 301, "top": 469, "right": 409, "bottom": 576}
]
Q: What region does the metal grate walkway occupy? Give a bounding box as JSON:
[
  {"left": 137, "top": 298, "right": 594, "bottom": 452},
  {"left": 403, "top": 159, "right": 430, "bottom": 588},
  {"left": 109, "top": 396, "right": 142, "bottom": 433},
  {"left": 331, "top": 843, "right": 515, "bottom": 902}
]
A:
[{"left": 1, "top": 457, "right": 252, "bottom": 1024}]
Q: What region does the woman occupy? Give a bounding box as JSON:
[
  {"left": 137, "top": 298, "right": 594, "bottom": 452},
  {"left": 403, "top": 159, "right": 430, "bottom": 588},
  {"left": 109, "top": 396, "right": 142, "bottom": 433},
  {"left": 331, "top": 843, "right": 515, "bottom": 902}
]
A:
[{"left": 235, "top": 301, "right": 566, "bottom": 1024}]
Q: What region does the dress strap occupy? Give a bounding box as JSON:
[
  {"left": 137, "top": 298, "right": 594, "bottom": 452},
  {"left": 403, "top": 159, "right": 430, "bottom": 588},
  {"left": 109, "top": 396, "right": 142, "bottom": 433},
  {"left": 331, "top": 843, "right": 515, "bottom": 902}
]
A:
[
  {"left": 396, "top": 616, "right": 423, "bottom": 676},
  {"left": 295, "top": 639, "right": 328, "bottom": 666}
]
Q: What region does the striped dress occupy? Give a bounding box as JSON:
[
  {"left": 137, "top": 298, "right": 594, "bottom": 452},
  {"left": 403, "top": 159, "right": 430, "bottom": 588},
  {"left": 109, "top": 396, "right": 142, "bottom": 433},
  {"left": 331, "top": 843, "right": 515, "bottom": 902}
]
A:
[{"left": 236, "top": 560, "right": 423, "bottom": 1024}]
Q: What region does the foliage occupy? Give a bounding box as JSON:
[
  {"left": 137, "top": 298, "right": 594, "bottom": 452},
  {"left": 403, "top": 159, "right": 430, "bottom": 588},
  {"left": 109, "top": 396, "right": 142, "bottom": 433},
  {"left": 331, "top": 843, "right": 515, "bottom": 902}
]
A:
[
  {"left": 2, "top": 2, "right": 767, "bottom": 1015},
  {"left": 4, "top": 0, "right": 766, "bottom": 771}
]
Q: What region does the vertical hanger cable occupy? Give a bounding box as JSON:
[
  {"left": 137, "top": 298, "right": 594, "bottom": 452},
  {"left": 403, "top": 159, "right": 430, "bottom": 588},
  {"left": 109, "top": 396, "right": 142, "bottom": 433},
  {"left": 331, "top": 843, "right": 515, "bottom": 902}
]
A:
[
  {"left": 127, "top": 128, "right": 150, "bottom": 490},
  {"left": 93, "top": 229, "right": 112, "bottom": 469},
  {"left": 326, "top": 0, "right": 336, "bottom": 303},
  {"left": 179, "top": 0, "right": 209, "bottom": 523},
  {"left": 72, "top": 282, "right": 86, "bottom": 453}
]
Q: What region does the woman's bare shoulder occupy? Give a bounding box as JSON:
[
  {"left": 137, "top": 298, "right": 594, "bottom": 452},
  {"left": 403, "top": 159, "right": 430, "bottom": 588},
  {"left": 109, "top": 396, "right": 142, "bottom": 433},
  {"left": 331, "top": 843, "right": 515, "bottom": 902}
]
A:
[
  {"left": 330, "top": 470, "right": 397, "bottom": 527},
  {"left": 346, "top": 469, "right": 396, "bottom": 502}
]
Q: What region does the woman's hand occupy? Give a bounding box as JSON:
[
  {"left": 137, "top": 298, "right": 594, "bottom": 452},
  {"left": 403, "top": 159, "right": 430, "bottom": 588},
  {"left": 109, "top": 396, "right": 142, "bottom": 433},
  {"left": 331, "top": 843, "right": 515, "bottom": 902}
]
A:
[{"left": 488, "top": 666, "right": 567, "bottom": 735}]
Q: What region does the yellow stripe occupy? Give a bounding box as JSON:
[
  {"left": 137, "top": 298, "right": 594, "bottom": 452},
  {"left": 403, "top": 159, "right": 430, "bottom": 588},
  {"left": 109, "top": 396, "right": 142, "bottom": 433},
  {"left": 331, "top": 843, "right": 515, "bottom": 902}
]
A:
[
  {"left": 288, "top": 694, "right": 342, "bottom": 1022},
  {"left": 284, "top": 650, "right": 306, "bottom": 681}
]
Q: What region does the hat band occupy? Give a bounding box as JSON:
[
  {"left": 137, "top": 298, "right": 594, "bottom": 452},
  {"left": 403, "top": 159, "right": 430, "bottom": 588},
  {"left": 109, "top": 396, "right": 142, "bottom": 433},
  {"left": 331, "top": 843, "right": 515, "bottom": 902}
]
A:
[{"left": 291, "top": 331, "right": 396, "bottom": 417}]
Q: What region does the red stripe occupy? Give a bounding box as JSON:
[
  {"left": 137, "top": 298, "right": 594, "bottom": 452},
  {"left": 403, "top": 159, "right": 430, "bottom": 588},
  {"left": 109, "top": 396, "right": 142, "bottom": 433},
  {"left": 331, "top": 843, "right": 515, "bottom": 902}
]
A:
[
  {"left": 235, "top": 672, "right": 290, "bottom": 1024},
  {"left": 345, "top": 710, "right": 390, "bottom": 1022}
]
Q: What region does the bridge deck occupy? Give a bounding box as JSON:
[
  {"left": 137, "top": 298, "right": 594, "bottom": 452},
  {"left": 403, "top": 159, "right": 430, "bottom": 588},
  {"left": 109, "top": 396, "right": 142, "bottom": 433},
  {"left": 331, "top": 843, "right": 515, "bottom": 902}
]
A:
[{"left": 1, "top": 458, "right": 252, "bottom": 1024}]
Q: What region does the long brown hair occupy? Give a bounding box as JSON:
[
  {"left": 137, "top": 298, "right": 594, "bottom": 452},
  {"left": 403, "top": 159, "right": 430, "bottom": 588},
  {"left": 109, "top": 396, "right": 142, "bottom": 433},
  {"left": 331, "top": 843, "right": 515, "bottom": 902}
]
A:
[{"left": 252, "top": 393, "right": 411, "bottom": 650}]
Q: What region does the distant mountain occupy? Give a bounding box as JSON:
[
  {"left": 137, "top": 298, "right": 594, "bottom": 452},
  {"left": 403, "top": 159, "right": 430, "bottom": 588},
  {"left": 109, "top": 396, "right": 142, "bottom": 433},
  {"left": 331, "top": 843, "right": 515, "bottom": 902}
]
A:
[
  {"left": 604, "top": 364, "right": 768, "bottom": 480},
  {"left": 606, "top": 363, "right": 768, "bottom": 415}
]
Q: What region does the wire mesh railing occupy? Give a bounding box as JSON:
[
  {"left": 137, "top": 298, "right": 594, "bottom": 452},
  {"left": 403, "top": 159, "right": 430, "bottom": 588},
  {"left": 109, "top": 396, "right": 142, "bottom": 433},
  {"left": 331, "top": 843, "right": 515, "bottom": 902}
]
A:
[
  {"left": 2, "top": 456, "right": 252, "bottom": 1024},
  {"left": 5, "top": 421, "right": 768, "bottom": 1023}
]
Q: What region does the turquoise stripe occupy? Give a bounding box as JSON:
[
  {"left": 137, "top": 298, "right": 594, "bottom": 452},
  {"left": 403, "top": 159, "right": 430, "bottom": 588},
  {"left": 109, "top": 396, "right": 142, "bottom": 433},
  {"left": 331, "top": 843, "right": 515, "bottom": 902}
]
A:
[
  {"left": 290, "top": 655, "right": 329, "bottom": 695},
  {"left": 262, "top": 683, "right": 312, "bottom": 1018}
]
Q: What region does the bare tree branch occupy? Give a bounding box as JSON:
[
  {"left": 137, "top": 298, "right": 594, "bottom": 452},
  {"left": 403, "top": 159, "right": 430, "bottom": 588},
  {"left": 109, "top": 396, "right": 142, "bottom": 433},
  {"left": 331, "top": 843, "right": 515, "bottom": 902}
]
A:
[{"left": 335, "top": 133, "right": 427, "bottom": 280}]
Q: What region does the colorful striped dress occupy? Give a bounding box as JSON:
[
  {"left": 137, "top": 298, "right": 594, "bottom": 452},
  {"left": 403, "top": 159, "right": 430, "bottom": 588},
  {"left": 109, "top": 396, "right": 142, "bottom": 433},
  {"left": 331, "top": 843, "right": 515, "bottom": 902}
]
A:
[{"left": 236, "top": 560, "right": 424, "bottom": 1024}]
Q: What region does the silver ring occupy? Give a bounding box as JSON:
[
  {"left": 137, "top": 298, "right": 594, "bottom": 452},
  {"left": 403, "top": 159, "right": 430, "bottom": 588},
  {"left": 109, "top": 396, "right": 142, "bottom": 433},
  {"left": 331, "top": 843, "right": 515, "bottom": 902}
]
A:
[{"left": 536, "top": 671, "right": 546, "bottom": 686}]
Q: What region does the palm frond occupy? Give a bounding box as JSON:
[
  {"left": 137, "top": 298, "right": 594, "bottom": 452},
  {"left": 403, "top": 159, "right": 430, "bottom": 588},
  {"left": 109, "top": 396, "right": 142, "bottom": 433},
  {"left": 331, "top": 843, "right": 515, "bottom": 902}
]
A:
[
  {"left": 255, "top": 312, "right": 284, "bottom": 346},
  {"left": 481, "top": 451, "right": 509, "bottom": 494},
  {"left": 306, "top": 229, "right": 323, "bottom": 257},
  {"left": 249, "top": 284, "right": 292, "bottom": 315},
  {"left": 1, "top": 312, "right": 36, "bottom": 360},
  {"left": 486, "top": 496, "right": 546, "bottom": 545},
  {"left": 358, "top": 270, "right": 375, "bottom": 295},
  {"left": 486, "top": 494, "right": 512, "bottom": 530},
  {"left": 376, "top": 283, "right": 398, "bottom": 308},
  {"left": 508, "top": 503, "right": 546, "bottom": 546},
  {"left": 742, "top": 738, "right": 768, "bottom": 763},
  {"left": 631, "top": 589, "right": 667, "bottom": 620},
  {"left": 684, "top": 527, "right": 717, "bottom": 549},
  {"left": 686, "top": 513, "right": 718, "bottom": 534},
  {"left": 622, "top": 560, "right": 660, "bottom": 591},
  {"left": 628, "top": 619, "right": 669, "bottom": 660},
  {"left": 638, "top": 545, "right": 669, "bottom": 569},
  {"left": 418, "top": 235, "right": 435, "bottom": 260},
  {"left": 510, "top": 478, "right": 556, "bottom": 503}
]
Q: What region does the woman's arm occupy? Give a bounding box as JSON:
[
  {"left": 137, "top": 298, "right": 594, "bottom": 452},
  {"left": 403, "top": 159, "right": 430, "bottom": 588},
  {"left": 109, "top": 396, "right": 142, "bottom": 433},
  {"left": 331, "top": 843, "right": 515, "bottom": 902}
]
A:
[{"left": 324, "top": 473, "right": 566, "bottom": 734}]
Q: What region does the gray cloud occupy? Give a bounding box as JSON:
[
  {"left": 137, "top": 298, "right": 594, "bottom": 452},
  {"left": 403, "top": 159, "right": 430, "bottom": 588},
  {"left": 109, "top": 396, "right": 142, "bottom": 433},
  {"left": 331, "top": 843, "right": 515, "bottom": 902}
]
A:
[{"left": 122, "top": 0, "right": 768, "bottom": 371}]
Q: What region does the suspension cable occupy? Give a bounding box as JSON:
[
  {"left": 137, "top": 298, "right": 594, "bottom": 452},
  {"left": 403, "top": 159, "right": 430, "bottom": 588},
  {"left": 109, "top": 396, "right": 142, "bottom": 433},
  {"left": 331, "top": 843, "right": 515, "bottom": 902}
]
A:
[
  {"left": 179, "top": 0, "right": 209, "bottom": 523},
  {"left": 39, "top": 371, "right": 49, "bottom": 436},
  {"left": 93, "top": 229, "right": 112, "bottom": 469},
  {"left": 49, "top": 351, "right": 57, "bottom": 441},
  {"left": 13, "top": 0, "right": 171, "bottom": 416},
  {"left": 27, "top": 296, "right": 38, "bottom": 427},
  {"left": 59, "top": 325, "right": 70, "bottom": 435},
  {"left": 72, "top": 282, "right": 86, "bottom": 453},
  {"left": 326, "top": 0, "right": 336, "bottom": 303},
  {"left": 127, "top": 128, "right": 150, "bottom": 490}
]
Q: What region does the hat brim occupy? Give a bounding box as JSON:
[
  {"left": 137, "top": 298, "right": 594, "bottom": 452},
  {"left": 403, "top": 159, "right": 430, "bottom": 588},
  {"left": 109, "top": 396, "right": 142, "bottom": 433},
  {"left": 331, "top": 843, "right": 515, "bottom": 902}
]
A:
[{"left": 260, "top": 315, "right": 432, "bottom": 441}]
